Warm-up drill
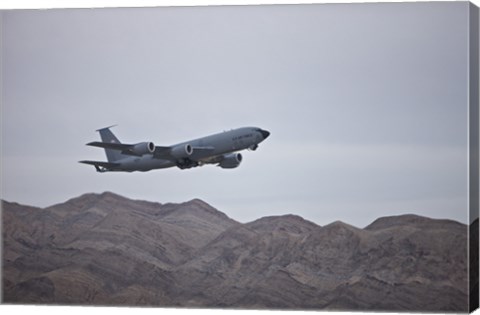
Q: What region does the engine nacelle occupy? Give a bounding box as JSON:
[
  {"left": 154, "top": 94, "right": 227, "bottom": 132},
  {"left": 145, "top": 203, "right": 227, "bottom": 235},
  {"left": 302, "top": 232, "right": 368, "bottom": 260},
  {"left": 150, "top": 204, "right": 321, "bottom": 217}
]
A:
[
  {"left": 131, "top": 142, "right": 155, "bottom": 155},
  {"left": 171, "top": 144, "right": 193, "bottom": 159},
  {"left": 219, "top": 153, "right": 242, "bottom": 169}
]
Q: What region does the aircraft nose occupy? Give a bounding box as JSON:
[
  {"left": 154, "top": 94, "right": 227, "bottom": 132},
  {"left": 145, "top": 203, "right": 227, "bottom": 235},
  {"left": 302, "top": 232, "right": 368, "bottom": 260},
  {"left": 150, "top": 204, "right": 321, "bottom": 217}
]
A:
[{"left": 260, "top": 129, "right": 270, "bottom": 139}]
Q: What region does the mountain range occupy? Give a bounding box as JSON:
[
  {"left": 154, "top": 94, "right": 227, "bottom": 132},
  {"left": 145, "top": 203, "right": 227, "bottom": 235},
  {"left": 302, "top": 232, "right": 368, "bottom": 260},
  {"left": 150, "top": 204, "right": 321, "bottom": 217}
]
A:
[{"left": 2, "top": 192, "right": 470, "bottom": 311}]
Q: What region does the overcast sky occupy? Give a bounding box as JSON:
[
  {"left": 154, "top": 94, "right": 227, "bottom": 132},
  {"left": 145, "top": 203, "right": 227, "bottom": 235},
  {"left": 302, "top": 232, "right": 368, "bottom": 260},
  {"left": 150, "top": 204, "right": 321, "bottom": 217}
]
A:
[{"left": 1, "top": 2, "right": 472, "bottom": 227}]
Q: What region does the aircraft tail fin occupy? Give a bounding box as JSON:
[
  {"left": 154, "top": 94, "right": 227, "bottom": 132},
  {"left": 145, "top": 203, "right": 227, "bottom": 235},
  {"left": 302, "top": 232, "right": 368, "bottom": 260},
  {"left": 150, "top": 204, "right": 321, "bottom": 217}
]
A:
[{"left": 96, "top": 125, "right": 124, "bottom": 162}]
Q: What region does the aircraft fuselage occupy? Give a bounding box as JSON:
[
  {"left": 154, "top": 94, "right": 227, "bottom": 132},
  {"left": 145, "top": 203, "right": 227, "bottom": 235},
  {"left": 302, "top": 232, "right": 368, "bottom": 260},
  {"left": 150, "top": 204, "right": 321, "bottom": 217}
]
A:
[{"left": 81, "top": 126, "right": 270, "bottom": 172}]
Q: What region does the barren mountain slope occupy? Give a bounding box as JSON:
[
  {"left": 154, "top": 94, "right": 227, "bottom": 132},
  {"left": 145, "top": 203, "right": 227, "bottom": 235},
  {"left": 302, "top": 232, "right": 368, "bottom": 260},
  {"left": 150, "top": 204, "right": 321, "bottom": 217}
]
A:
[
  {"left": 3, "top": 192, "right": 238, "bottom": 305},
  {"left": 176, "top": 216, "right": 468, "bottom": 311},
  {"left": 2, "top": 193, "right": 469, "bottom": 311},
  {"left": 174, "top": 214, "right": 320, "bottom": 307}
]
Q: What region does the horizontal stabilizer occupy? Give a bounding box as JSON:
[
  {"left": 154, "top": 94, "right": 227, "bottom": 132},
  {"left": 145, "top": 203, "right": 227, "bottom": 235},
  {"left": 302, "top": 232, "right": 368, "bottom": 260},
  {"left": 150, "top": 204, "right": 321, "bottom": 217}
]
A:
[{"left": 79, "top": 160, "right": 120, "bottom": 168}]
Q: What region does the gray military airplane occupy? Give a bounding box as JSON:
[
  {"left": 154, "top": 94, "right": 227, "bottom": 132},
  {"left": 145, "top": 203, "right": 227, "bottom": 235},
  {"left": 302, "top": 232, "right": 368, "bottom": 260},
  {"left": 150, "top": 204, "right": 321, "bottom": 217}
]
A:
[{"left": 80, "top": 126, "right": 270, "bottom": 172}]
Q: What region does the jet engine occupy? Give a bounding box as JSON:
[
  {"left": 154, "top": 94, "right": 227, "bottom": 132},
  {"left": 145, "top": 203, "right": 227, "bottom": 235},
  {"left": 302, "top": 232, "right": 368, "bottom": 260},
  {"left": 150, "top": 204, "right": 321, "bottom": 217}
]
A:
[
  {"left": 171, "top": 144, "right": 193, "bottom": 159},
  {"left": 219, "top": 153, "right": 242, "bottom": 169},
  {"left": 131, "top": 142, "right": 155, "bottom": 155}
]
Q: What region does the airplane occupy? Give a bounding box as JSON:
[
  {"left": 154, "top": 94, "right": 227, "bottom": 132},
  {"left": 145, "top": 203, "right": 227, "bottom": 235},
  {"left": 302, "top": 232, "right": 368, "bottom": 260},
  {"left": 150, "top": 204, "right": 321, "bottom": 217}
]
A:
[{"left": 79, "top": 126, "right": 270, "bottom": 173}]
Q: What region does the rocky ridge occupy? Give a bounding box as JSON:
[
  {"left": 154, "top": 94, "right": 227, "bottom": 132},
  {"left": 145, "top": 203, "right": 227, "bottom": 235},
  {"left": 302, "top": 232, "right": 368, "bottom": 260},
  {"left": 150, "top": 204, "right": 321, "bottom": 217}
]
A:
[{"left": 2, "top": 192, "right": 469, "bottom": 311}]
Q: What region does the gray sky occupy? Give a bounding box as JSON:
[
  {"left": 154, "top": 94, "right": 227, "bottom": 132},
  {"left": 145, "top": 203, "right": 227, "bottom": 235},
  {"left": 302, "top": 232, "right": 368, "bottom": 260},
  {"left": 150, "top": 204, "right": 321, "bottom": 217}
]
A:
[{"left": 1, "top": 2, "right": 471, "bottom": 227}]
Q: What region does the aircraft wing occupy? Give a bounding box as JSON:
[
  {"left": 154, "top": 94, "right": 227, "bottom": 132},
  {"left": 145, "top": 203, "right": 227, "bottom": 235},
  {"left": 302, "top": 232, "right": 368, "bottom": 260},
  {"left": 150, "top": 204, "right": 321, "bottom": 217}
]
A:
[
  {"left": 86, "top": 141, "right": 154, "bottom": 156},
  {"left": 192, "top": 146, "right": 215, "bottom": 153},
  {"left": 153, "top": 146, "right": 172, "bottom": 158},
  {"left": 87, "top": 141, "right": 216, "bottom": 160},
  {"left": 190, "top": 146, "right": 215, "bottom": 160},
  {"left": 87, "top": 141, "right": 133, "bottom": 151},
  {"left": 153, "top": 145, "right": 215, "bottom": 160}
]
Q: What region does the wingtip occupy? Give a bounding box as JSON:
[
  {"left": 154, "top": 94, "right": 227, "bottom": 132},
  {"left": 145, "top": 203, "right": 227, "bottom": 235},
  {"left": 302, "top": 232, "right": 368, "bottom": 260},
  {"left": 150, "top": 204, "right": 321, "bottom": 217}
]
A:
[{"left": 95, "top": 124, "right": 117, "bottom": 132}]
